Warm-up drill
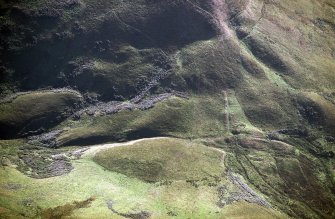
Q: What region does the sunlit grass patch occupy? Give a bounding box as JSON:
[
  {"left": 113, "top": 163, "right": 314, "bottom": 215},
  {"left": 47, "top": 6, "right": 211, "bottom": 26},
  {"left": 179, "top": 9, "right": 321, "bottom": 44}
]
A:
[{"left": 93, "top": 138, "right": 224, "bottom": 182}]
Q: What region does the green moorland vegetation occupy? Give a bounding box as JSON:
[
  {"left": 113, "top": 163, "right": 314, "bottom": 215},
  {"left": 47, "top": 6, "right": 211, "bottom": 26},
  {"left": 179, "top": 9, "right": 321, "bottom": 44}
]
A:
[
  {"left": 0, "top": 0, "right": 334, "bottom": 218},
  {"left": 0, "top": 138, "right": 289, "bottom": 219}
]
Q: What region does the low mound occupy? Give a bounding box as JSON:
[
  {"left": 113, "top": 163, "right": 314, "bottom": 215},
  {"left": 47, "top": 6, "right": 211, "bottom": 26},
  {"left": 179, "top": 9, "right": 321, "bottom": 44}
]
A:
[
  {"left": 93, "top": 138, "right": 224, "bottom": 182},
  {"left": 221, "top": 201, "right": 288, "bottom": 219},
  {"left": 297, "top": 92, "right": 335, "bottom": 136},
  {"left": 0, "top": 90, "right": 82, "bottom": 138}
]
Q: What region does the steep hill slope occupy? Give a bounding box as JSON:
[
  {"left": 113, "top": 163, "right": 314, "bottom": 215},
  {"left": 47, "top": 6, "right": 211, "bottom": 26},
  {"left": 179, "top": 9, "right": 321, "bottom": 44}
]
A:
[{"left": 0, "top": 0, "right": 334, "bottom": 218}]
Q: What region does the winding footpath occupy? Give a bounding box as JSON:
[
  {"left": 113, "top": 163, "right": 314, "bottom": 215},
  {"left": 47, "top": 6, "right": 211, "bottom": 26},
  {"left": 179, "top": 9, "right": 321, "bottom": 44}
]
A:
[
  {"left": 223, "top": 90, "right": 230, "bottom": 133},
  {"left": 82, "top": 137, "right": 169, "bottom": 158}
]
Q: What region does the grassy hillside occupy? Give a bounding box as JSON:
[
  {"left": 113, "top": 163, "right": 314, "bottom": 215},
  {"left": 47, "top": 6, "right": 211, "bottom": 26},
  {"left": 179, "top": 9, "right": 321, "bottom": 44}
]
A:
[
  {"left": 0, "top": 89, "right": 83, "bottom": 138},
  {"left": 93, "top": 138, "right": 224, "bottom": 182},
  {"left": 0, "top": 0, "right": 334, "bottom": 218},
  {"left": 0, "top": 138, "right": 288, "bottom": 219}
]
